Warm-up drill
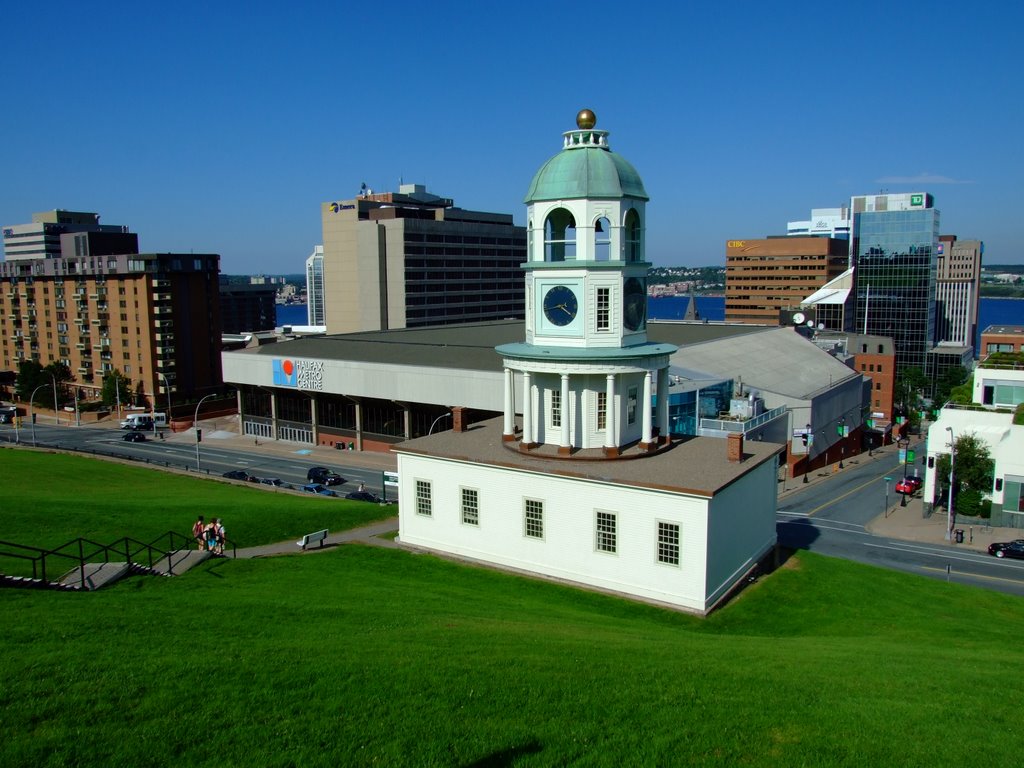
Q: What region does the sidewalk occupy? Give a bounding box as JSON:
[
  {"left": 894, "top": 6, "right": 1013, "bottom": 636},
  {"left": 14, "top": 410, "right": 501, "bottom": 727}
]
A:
[
  {"left": 236, "top": 517, "right": 399, "bottom": 559},
  {"left": 779, "top": 434, "right": 1017, "bottom": 553}
]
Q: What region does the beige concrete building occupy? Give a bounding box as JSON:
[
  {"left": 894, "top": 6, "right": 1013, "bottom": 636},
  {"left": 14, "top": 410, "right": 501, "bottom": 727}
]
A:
[
  {"left": 320, "top": 183, "right": 526, "bottom": 334},
  {"left": 936, "top": 235, "right": 982, "bottom": 350},
  {"left": 1, "top": 252, "right": 223, "bottom": 407},
  {"left": 725, "top": 237, "right": 848, "bottom": 324}
]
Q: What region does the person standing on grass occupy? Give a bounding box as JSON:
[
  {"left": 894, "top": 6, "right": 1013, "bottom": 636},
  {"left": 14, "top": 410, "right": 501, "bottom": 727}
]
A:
[
  {"left": 214, "top": 518, "right": 225, "bottom": 555},
  {"left": 192, "top": 515, "right": 205, "bottom": 550},
  {"left": 205, "top": 519, "right": 217, "bottom": 553}
]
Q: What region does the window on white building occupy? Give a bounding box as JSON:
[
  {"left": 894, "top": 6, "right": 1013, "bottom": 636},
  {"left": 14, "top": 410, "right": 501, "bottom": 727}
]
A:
[
  {"left": 596, "top": 287, "right": 610, "bottom": 331},
  {"left": 524, "top": 499, "right": 544, "bottom": 539},
  {"left": 597, "top": 392, "right": 607, "bottom": 431},
  {"left": 416, "top": 480, "right": 432, "bottom": 517},
  {"left": 551, "top": 389, "right": 561, "bottom": 428},
  {"left": 596, "top": 511, "right": 617, "bottom": 553},
  {"left": 461, "top": 487, "right": 479, "bottom": 526},
  {"left": 658, "top": 522, "right": 680, "bottom": 566},
  {"left": 627, "top": 386, "right": 638, "bottom": 425}
]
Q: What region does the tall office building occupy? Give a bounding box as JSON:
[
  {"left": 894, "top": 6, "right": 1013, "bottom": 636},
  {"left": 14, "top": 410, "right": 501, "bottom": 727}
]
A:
[
  {"left": 305, "top": 245, "right": 325, "bottom": 326},
  {"left": 851, "top": 192, "right": 939, "bottom": 378},
  {"left": 725, "top": 237, "right": 848, "bottom": 324},
  {"left": 1, "top": 251, "right": 222, "bottom": 405},
  {"left": 219, "top": 281, "right": 276, "bottom": 333},
  {"left": 786, "top": 207, "right": 851, "bottom": 241},
  {"left": 3, "top": 210, "right": 136, "bottom": 261},
  {"left": 320, "top": 183, "right": 526, "bottom": 334},
  {"left": 935, "top": 235, "right": 982, "bottom": 348}
]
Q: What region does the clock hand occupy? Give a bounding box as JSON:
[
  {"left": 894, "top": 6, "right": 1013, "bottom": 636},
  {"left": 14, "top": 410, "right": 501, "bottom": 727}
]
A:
[{"left": 561, "top": 304, "right": 573, "bottom": 315}]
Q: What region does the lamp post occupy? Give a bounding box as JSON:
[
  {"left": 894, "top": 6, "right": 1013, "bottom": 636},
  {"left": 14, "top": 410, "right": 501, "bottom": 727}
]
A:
[
  {"left": 945, "top": 426, "right": 955, "bottom": 541},
  {"left": 428, "top": 411, "right": 451, "bottom": 435},
  {"left": 156, "top": 371, "right": 172, "bottom": 434},
  {"left": 29, "top": 382, "right": 50, "bottom": 447},
  {"left": 52, "top": 375, "right": 60, "bottom": 426},
  {"left": 803, "top": 423, "right": 812, "bottom": 483},
  {"left": 194, "top": 393, "right": 216, "bottom": 471}
]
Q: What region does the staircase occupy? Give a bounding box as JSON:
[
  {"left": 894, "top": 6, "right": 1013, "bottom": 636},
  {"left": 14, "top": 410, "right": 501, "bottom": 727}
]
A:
[{"left": 0, "top": 532, "right": 221, "bottom": 592}]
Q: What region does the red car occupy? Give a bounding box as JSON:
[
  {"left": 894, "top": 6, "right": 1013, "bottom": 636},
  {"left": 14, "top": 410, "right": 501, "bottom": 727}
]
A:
[{"left": 895, "top": 476, "right": 923, "bottom": 495}]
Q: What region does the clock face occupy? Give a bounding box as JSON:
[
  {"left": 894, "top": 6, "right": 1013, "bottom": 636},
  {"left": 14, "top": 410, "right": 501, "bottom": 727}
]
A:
[
  {"left": 543, "top": 285, "right": 579, "bottom": 327},
  {"left": 623, "top": 277, "right": 646, "bottom": 331}
]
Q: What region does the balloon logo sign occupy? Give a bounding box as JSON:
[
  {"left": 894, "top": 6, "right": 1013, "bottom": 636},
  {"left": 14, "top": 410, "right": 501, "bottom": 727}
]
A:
[{"left": 272, "top": 358, "right": 297, "bottom": 387}]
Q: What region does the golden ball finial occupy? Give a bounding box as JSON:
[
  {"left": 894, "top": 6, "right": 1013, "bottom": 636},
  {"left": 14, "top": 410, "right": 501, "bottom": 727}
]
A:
[{"left": 576, "top": 109, "right": 597, "bottom": 129}]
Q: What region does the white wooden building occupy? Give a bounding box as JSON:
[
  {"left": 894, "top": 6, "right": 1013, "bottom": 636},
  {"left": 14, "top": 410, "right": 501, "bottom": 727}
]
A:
[{"left": 395, "top": 111, "right": 783, "bottom": 614}]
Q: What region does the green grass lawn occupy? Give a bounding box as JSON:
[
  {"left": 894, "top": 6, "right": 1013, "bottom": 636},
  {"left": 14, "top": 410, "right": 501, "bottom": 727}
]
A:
[
  {"left": 0, "top": 449, "right": 395, "bottom": 557},
  {"left": 2, "top": 449, "right": 1024, "bottom": 766}
]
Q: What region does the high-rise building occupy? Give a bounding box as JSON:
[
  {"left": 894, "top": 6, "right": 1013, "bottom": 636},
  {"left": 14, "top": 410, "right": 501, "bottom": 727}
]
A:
[
  {"left": 305, "top": 245, "right": 325, "bottom": 326},
  {"left": 851, "top": 192, "right": 939, "bottom": 378},
  {"left": 2, "top": 210, "right": 135, "bottom": 261},
  {"left": 725, "top": 237, "right": 848, "bottom": 324},
  {"left": 1, "top": 251, "right": 222, "bottom": 406},
  {"left": 320, "top": 183, "right": 526, "bottom": 334},
  {"left": 786, "top": 207, "right": 851, "bottom": 241},
  {"left": 935, "top": 235, "right": 982, "bottom": 348},
  {"left": 219, "top": 281, "right": 276, "bottom": 333}
]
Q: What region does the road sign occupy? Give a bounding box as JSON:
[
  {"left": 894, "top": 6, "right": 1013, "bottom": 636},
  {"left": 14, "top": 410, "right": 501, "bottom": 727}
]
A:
[
  {"left": 884, "top": 476, "right": 893, "bottom": 482},
  {"left": 383, "top": 470, "right": 399, "bottom": 487}
]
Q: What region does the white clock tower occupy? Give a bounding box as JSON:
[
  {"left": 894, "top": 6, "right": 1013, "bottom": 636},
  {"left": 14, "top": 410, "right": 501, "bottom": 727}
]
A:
[{"left": 497, "top": 110, "right": 676, "bottom": 457}]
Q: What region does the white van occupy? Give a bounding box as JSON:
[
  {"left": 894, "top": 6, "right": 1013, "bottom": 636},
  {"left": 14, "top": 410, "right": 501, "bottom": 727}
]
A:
[{"left": 120, "top": 412, "right": 167, "bottom": 430}]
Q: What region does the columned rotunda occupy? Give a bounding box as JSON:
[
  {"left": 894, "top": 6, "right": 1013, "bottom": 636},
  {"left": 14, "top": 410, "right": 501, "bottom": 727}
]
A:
[{"left": 496, "top": 110, "right": 676, "bottom": 457}]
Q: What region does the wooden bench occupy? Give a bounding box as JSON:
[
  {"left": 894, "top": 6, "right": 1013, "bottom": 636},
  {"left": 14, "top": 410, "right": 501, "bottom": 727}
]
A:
[{"left": 297, "top": 529, "right": 329, "bottom": 550}]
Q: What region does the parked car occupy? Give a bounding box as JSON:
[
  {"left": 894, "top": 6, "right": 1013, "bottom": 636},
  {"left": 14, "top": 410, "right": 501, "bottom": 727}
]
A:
[
  {"left": 307, "top": 466, "right": 345, "bottom": 486},
  {"left": 302, "top": 483, "right": 337, "bottom": 497},
  {"left": 988, "top": 540, "right": 1024, "bottom": 559},
  {"left": 122, "top": 431, "right": 147, "bottom": 443},
  {"left": 345, "top": 490, "right": 389, "bottom": 504},
  {"left": 895, "top": 476, "right": 923, "bottom": 495},
  {"left": 223, "top": 469, "right": 256, "bottom": 482},
  {"left": 259, "top": 478, "right": 288, "bottom": 488}
]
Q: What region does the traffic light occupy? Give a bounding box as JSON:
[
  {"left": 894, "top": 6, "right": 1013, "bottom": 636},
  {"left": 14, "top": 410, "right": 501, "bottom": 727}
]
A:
[
  {"left": 801, "top": 432, "right": 809, "bottom": 446},
  {"left": 196, "top": 429, "right": 202, "bottom": 443}
]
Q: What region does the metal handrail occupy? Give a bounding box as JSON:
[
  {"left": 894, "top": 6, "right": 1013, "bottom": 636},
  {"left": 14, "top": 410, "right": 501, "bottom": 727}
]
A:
[{"left": 0, "top": 530, "right": 207, "bottom": 589}]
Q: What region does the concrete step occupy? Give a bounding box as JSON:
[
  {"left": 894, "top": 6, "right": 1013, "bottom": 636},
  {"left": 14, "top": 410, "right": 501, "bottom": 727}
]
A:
[
  {"left": 57, "top": 561, "right": 131, "bottom": 591},
  {"left": 152, "top": 549, "right": 211, "bottom": 576}
]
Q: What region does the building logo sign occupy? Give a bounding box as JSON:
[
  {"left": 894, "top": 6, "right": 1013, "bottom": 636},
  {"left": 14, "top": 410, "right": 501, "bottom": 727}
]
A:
[
  {"left": 329, "top": 202, "right": 355, "bottom": 212},
  {"left": 910, "top": 194, "right": 924, "bottom": 206},
  {"left": 272, "top": 358, "right": 325, "bottom": 390}
]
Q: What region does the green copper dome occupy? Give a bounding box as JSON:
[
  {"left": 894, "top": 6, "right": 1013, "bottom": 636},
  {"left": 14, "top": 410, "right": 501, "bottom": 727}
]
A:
[{"left": 524, "top": 113, "right": 648, "bottom": 203}]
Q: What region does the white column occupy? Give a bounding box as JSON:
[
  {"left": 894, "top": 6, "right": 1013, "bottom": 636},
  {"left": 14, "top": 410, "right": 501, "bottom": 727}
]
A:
[
  {"left": 605, "top": 374, "right": 616, "bottom": 449},
  {"left": 642, "top": 370, "right": 653, "bottom": 444},
  {"left": 657, "top": 367, "right": 669, "bottom": 441},
  {"left": 522, "top": 371, "right": 533, "bottom": 446},
  {"left": 503, "top": 368, "right": 515, "bottom": 438},
  {"left": 560, "top": 373, "right": 571, "bottom": 449}
]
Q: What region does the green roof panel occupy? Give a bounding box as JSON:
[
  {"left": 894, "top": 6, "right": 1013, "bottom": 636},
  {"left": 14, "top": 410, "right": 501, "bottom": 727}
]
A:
[{"left": 524, "top": 147, "right": 649, "bottom": 204}]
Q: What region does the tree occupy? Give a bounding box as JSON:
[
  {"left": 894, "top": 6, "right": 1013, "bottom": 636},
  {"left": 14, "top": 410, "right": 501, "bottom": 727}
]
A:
[
  {"left": 894, "top": 366, "right": 928, "bottom": 426},
  {"left": 134, "top": 381, "right": 149, "bottom": 409},
  {"left": 100, "top": 370, "right": 132, "bottom": 408},
  {"left": 14, "top": 360, "right": 46, "bottom": 401},
  {"left": 44, "top": 362, "right": 75, "bottom": 405},
  {"left": 948, "top": 375, "right": 974, "bottom": 406},
  {"left": 933, "top": 366, "right": 970, "bottom": 408},
  {"left": 935, "top": 433, "right": 995, "bottom": 518}
]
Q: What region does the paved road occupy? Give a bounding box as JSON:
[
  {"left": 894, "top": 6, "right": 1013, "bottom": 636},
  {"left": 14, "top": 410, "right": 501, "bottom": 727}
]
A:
[{"left": 776, "top": 435, "right": 1024, "bottom": 597}]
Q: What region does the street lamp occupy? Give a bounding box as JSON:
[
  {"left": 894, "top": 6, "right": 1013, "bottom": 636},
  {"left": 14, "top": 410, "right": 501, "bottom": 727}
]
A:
[
  {"left": 29, "top": 382, "right": 51, "bottom": 447},
  {"left": 946, "top": 426, "right": 955, "bottom": 542},
  {"left": 156, "top": 371, "right": 172, "bottom": 434},
  {"left": 428, "top": 411, "right": 451, "bottom": 435},
  {"left": 803, "top": 423, "right": 811, "bottom": 483},
  {"left": 194, "top": 393, "right": 216, "bottom": 471}
]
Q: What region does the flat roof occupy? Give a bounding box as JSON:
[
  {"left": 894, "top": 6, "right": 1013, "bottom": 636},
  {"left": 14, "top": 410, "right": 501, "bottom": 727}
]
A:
[
  {"left": 232, "top": 320, "right": 764, "bottom": 373},
  {"left": 393, "top": 417, "right": 784, "bottom": 498}
]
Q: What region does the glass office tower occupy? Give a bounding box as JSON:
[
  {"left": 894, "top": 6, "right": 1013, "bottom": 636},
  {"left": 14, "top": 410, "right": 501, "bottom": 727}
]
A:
[{"left": 852, "top": 205, "right": 939, "bottom": 378}]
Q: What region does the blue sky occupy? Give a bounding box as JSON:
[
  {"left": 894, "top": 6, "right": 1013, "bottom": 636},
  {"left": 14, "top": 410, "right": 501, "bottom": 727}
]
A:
[{"left": 2, "top": 1, "right": 1021, "bottom": 274}]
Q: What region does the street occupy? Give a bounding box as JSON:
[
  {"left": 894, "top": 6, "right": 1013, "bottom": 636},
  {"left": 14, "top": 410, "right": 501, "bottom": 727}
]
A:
[{"left": 777, "top": 436, "right": 1024, "bottom": 597}]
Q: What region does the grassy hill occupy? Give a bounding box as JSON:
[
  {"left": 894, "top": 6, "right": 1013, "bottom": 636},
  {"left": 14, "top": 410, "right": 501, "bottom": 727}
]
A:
[{"left": 2, "top": 450, "right": 1023, "bottom": 766}]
